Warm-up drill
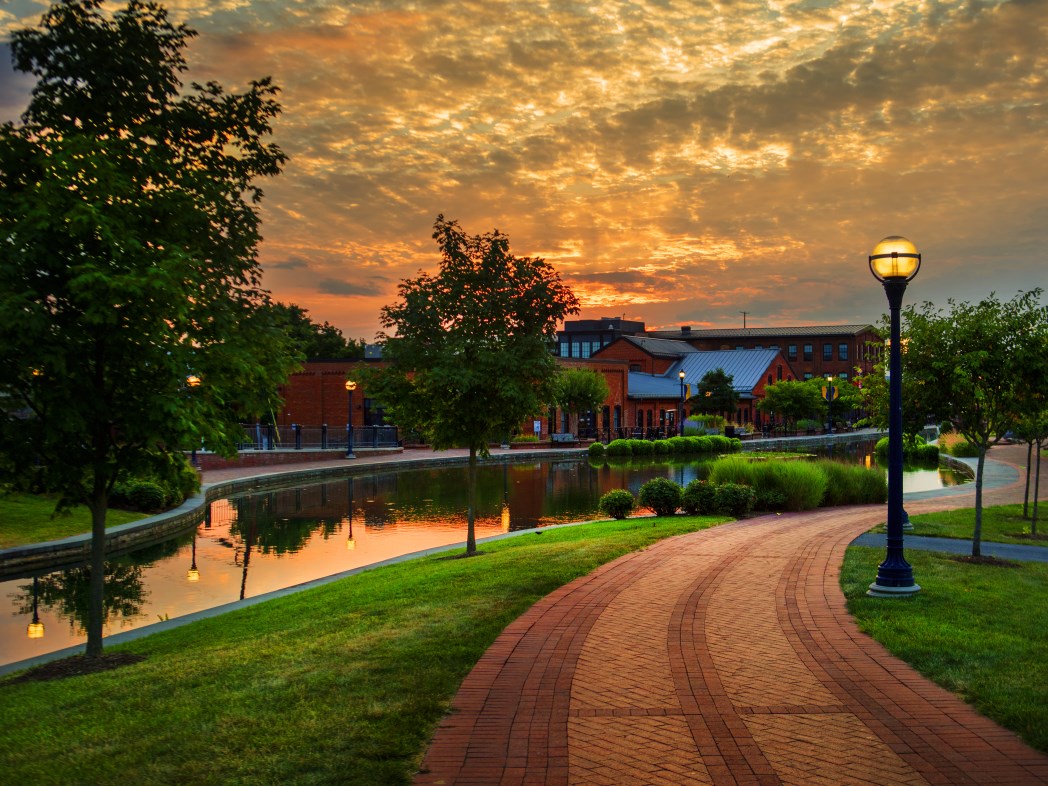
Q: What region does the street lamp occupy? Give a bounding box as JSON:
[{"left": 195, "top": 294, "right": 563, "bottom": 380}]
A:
[
  {"left": 186, "top": 375, "right": 201, "bottom": 468},
  {"left": 345, "top": 380, "right": 357, "bottom": 459},
  {"left": 678, "top": 369, "right": 686, "bottom": 436},
  {"left": 868, "top": 235, "right": 921, "bottom": 597},
  {"left": 27, "top": 576, "right": 44, "bottom": 639}
]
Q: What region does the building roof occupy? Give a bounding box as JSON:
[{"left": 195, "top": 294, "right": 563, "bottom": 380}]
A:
[
  {"left": 628, "top": 348, "right": 783, "bottom": 400},
  {"left": 647, "top": 324, "right": 874, "bottom": 339},
  {"left": 596, "top": 335, "right": 699, "bottom": 359}
]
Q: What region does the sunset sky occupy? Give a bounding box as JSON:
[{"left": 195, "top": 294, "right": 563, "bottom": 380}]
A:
[{"left": 2, "top": 0, "right": 1046, "bottom": 341}]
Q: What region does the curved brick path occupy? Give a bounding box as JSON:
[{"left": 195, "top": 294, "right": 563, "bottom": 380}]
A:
[{"left": 416, "top": 445, "right": 1048, "bottom": 785}]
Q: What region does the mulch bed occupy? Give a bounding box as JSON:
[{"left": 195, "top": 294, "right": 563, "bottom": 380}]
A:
[{"left": 3, "top": 652, "right": 146, "bottom": 685}]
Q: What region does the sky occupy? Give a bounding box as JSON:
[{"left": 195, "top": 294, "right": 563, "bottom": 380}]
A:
[{"left": 2, "top": 0, "right": 1046, "bottom": 341}]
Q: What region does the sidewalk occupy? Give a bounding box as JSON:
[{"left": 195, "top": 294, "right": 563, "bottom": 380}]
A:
[{"left": 416, "top": 443, "right": 1048, "bottom": 785}]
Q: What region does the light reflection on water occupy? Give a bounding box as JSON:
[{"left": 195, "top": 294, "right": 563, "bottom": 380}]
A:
[{"left": 0, "top": 451, "right": 965, "bottom": 666}]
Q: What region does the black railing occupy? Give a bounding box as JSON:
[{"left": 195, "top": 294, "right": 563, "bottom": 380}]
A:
[{"left": 235, "top": 424, "right": 399, "bottom": 451}]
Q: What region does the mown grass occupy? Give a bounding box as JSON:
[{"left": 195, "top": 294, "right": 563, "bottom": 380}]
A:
[
  {"left": 873, "top": 503, "right": 1048, "bottom": 545},
  {"left": 842, "top": 545, "right": 1048, "bottom": 753},
  {"left": 0, "top": 514, "right": 727, "bottom": 786},
  {"left": 0, "top": 493, "right": 146, "bottom": 549}
]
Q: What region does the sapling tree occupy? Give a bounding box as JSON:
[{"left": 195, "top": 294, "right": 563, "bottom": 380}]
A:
[{"left": 553, "top": 368, "right": 610, "bottom": 437}]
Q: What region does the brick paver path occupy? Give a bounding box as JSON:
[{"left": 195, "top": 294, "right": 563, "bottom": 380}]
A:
[{"left": 416, "top": 445, "right": 1048, "bottom": 785}]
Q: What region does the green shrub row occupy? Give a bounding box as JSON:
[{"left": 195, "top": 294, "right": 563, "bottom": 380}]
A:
[
  {"left": 874, "top": 435, "right": 940, "bottom": 463},
  {"left": 596, "top": 435, "right": 741, "bottom": 459},
  {"left": 110, "top": 458, "right": 200, "bottom": 513},
  {"left": 596, "top": 457, "right": 886, "bottom": 519}
]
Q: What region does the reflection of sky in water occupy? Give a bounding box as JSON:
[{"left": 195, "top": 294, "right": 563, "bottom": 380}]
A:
[{"left": 0, "top": 453, "right": 961, "bottom": 666}]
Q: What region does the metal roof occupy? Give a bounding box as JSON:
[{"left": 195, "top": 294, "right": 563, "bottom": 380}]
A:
[
  {"left": 628, "top": 348, "right": 783, "bottom": 400},
  {"left": 602, "top": 335, "right": 699, "bottom": 358},
  {"left": 647, "top": 324, "right": 873, "bottom": 339}
]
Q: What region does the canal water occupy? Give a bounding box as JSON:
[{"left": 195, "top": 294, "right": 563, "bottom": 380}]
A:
[{"left": 1, "top": 451, "right": 968, "bottom": 667}]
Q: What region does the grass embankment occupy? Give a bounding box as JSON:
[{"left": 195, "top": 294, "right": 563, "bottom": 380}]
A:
[
  {"left": 0, "top": 493, "right": 147, "bottom": 549},
  {"left": 0, "top": 515, "right": 726, "bottom": 786},
  {"left": 872, "top": 504, "right": 1048, "bottom": 545},
  {"left": 842, "top": 546, "right": 1048, "bottom": 753}
]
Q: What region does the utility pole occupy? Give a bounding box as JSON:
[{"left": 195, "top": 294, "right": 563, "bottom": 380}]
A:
[{"left": 740, "top": 311, "right": 749, "bottom": 329}]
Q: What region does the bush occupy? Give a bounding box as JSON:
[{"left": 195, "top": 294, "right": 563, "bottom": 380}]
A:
[
  {"left": 652, "top": 440, "right": 671, "bottom": 455},
  {"left": 588, "top": 442, "right": 606, "bottom": 459},
  {"left": 797, "top": 419, "right": 821, "bottom": 432},
  {"left": 753, "top": 488, "right": 788, "bottom": 511},
  {"left": 666, "top": 436, "right": 690, "bottom": 453},
  {"left": 598, "top": 489, "right": 635, "bottom": 519},
  {"left": 638, "top": 477, "right": 682, "bottom": 516},
  {"left": 606, "top": 439, "right": 632, "bottom": 456},
  {"left": 949, "top": 440, "right": 981, "bottom": 458},
  {"left": 681, "top": 479, "right": 717, "bottom": 515},
  {"left": 714, "top": 483, "right": 756, "bottom": 517},
  {"left": 127, "top": 481, "right": 166, "bottom": 512},
  {"left": 630, "top": 439, "right": 655, "bottom": 456},
  {"left": 692, "top": 435, "right": 714, "bottom": 453}
]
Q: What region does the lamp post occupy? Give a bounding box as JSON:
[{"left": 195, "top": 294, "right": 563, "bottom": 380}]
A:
[
  {"left": 345, "top": 380, "right": 357, "bottom": 459},
  {"left": 868, "top": 236, "right": 921, "bottom": 597},
  {"left": 27, "top": 576, "right": 44, "bottom": 639},
  {"left": 678, "top": 369, "right": 686, "bottom": 436},
  {"left": 186, "top": 375, "right": 201, "bottom": 468}
]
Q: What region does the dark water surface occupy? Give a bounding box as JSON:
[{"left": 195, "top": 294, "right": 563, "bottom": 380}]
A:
[{"left": 1, "top": 449, "right": 966, "bottom": 667}]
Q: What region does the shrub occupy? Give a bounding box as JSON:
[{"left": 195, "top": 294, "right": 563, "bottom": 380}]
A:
[
  {"left": 598, "top": 489, "right": 635, "bottom": 519},
  {"left": 513, "top": 434, "right": 539, "bottom": 443},
  {"left": 666, "top": 436, "right": 690, "bottom": 453},
  {"left": 708, "top": 457, "right": 754, "bottom": 487},
  {"left": 909, "top": 442, "right": 939, "bottom": 463},
  {"left": 797, "top": 419, "right": 821, "bottom": 432},
  {"left": 606, "top": 439, "right": 632, "bottom": 456},
  {"left": 652, "top": 440, "right": 671, "bottom": 455},
  {"left": 588, "top": 442, "right": 606, "bottom": 459},
  {"left": 630, "top": 439, "right": 655, "bottom": 456},
  {"left": 128, "top": 481, "right": 166, "bottom": 512},
  {"left": 714, "top": 483, "right": 756, "bottom": 517},
  {"left": 638, "top": 477, "right": 682, "bottom": 516},
  {"left": 681, "top": 479, "right": 717, "bottom": 515},
  {"left": 753, "top": 488, "right": 788, "bottom": 511},
  {"left": 692, "top": 435, "right": 714, "bottom": 453}
]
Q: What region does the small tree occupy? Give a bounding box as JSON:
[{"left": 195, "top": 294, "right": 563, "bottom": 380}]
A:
[
  {"left": 553, "top": 368, "right": 610, "bottom": 436},
  {"left": 0, "top": 0, "right": 296, "bottom": 656},
  {"left": 757, "top": 380, "right": 825, "bottom": 433},
  {"left": 269, "top": 303, "right": 365, "bottom": 360},
  {"left": 689, "top": 368, "right": 739, "bottom": 420},
  {"left": 902, "top": 290, "right": 1048, "bottom": 556},
  {"left": 364, "top": 216, "right": 578, "bottom": 555},
  {"left": 1014, "top": 402, "right": 1048, "bottom": 534}
]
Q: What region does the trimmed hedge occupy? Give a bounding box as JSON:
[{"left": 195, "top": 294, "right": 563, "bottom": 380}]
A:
[{"left": 588, "top": 442, "right": 607, "bottom": 459}]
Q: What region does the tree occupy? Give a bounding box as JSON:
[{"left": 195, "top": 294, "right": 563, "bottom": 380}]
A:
[
  {"left": 756, "top": 380, "right": 825, "bottom": 433},
  {"left": 902, "top": 290, "right": 1048, "bottom": 557},
  {"left": 0, "top": 0, "right": 297, "bottom": 656},
  {"left": 857, "top": 334, "right": 934, "bottom": 440},
  {"left": 689, "top": 368, "right": 739, "bottom": 419},
  {"left": 1014, "top": 409, "right": 1048, "bottom": 534},
  {"left": 269, "top": 302, "right": 365, "bottom": 360},
  {"left": 553, "top": 368, "right": 610, "bottom": 436},
  {"left": 363, "top": 216, "right": 578, "bottom": 555}
]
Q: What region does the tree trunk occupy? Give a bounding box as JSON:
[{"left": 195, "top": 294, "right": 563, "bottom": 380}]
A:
[
  {"left": 1024, "top": 441, "right": 1033, "bottom": 518},
  {"left": 972, "top": 447, "right": 986, "bottom": 558},
  {"left": 87, "top": 471, "right": 108, "bottom": 657},
  {"left": 1033, "top": 441, "right": 1042, "bottom": 537},
  {"left": 466, "top": 446, "right": 477, "bottom": 555}
]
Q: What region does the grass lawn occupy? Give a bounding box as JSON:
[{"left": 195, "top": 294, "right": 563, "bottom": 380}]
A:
[
  {"left": 0, "top": 493, "right": 147, "bottom": 549},
  {"left": 0, "top": 514, "right": 727, "bottom": 786},
  {"left": 871, "top": 503, "right": 1048, "bottom": 545},
  {"left": 842, "top": 545, "right": 1048, "bottom": 754}
]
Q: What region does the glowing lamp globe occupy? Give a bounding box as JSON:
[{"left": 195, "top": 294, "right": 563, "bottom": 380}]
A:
[{"left": 869, "top": 236, "right": 920, "bottom": 282}]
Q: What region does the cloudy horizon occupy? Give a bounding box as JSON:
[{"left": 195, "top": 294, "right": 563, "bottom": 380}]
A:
[{"left": 3, "top": 0, "right": 1046, "bottom": 341}]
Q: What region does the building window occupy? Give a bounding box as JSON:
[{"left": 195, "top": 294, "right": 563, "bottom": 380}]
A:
[
  {"left": 838, "top": 343, "right": 848, "bottom": 361},
  {"left": 803, "top": 344, "right": 813, "bottom": 361},
  {"left": 788, "top": 344, "right": 797, "bottom": 360},
  {"left": 559, "top": 342, "right": 570, "bottom": 357},
  {"left": 803, "top": 372, "right": 813, "bottom": 380},
  {"left": 770, "top": 344, "right": 779, "bottom": 350},
  {"left": 571, "top": 342, "right": 581, "bottom": 358},
  {"left": 629, "top": 363, "right": 641, "bottom": 372},
  {"left": 767, "top": 374, "right": 773, "bottom": 385},
  {"left": 754, "top": 344, "right": 763, "bottom": 350},
  {"left": 637, "top": 409, "right": 644, "bottom": 429},
  {"left": 823, "top": 343, "right": 832, "bottom": 361},
  {"left": 581, "top": 343, "right": 591, "bottom": 358},
  {"left": 735, "top": 345, "right": 744, "bottom": 350},
  {"left": 777, "top": 365, "right": 783, "bottom": 381},
  {"left": 839, "top": 372, "right": 849, "bottom": 380}
]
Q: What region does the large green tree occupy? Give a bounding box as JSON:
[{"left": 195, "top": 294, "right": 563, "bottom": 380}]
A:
[
  {"left": 364, "top": 216, "right": 578, "bottom": 555},
  {"left": 553, "top": 368, "right": 610, "bottom": 436},
  {"left": 269, "top": 302, "right": 365, "bottom": 360},
  {"left": 689, "top": 368, "right": 739, "bottom": 419},
  {"left": 902, "top": 290, "right": 1048, "bottom": 556},
  {"left": 0, "top": 0, "right": 297, "bottom": 656}
]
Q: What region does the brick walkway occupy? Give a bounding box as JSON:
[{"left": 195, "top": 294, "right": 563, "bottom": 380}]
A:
[{"left": 416, "top": 444, "right": 1048, "bottom": 785}]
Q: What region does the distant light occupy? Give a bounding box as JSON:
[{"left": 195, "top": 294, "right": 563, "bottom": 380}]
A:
[
  {"left": 345, "top": 380, "right": 358, "bottom": 392},
  {"left": 27, "top": 621, "right": 44, "bottom": 639},
  {"left": 186, "top": 375, "right": 201, "bottom": 387}
]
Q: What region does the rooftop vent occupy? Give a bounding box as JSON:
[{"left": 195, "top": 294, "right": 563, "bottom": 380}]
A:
[{"left": 681, "top": 326, "right": 692, "bottom": 335}]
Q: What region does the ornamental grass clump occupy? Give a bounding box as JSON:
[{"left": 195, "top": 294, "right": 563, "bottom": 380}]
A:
[
  {"left": 708, "top": 456, "right": 755, "bottom": 487},
  {"left": 818, "top": 460, "right": 888, "bottom": 506},
  {"left": 772, "top": 460, "right": 828, "bottom": 510},
  {"left": 598, "top": 489, "right": 635, "bottom": 519},
  {"left": 638, "top": 477, "right": 682, "bottom": 516}
]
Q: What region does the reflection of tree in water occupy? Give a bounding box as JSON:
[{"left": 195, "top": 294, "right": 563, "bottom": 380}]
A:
[
  {"left": 229, "top": 493, "right": 342, "bottom": 556},
  {"left": 14, "top": 563, "right": 146, "bottom": 633}
]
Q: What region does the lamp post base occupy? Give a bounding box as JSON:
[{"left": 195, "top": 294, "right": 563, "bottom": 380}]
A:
[{"left": 867, "top": 581, "right": 921, "bottom": 598}]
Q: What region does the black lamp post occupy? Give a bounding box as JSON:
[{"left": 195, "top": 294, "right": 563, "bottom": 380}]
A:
[
  {"left": 345, "top": 379, "right": 357, "bottom": 459},
  {"left": 868, "top": 236, "right": 921, "bottom": 597},
  {"left": 186, "top": 375, "right": 201, "bottom": 468},
  {"left": 678, "top": 369, "right": 686, "bottom": 436}
]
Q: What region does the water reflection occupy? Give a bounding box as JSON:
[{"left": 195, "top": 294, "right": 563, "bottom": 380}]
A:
[{"left": 0, "top": 448, "right": 967, "bottom": 667}]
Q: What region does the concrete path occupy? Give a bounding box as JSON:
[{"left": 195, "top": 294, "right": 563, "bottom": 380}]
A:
[{"left": 416, "top": 444, "right": 1048, "bottom": 785}]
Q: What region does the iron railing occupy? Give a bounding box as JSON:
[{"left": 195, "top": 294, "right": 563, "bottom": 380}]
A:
[{"left": 236, "top": 424, "right": 400, "bottom": 451}]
